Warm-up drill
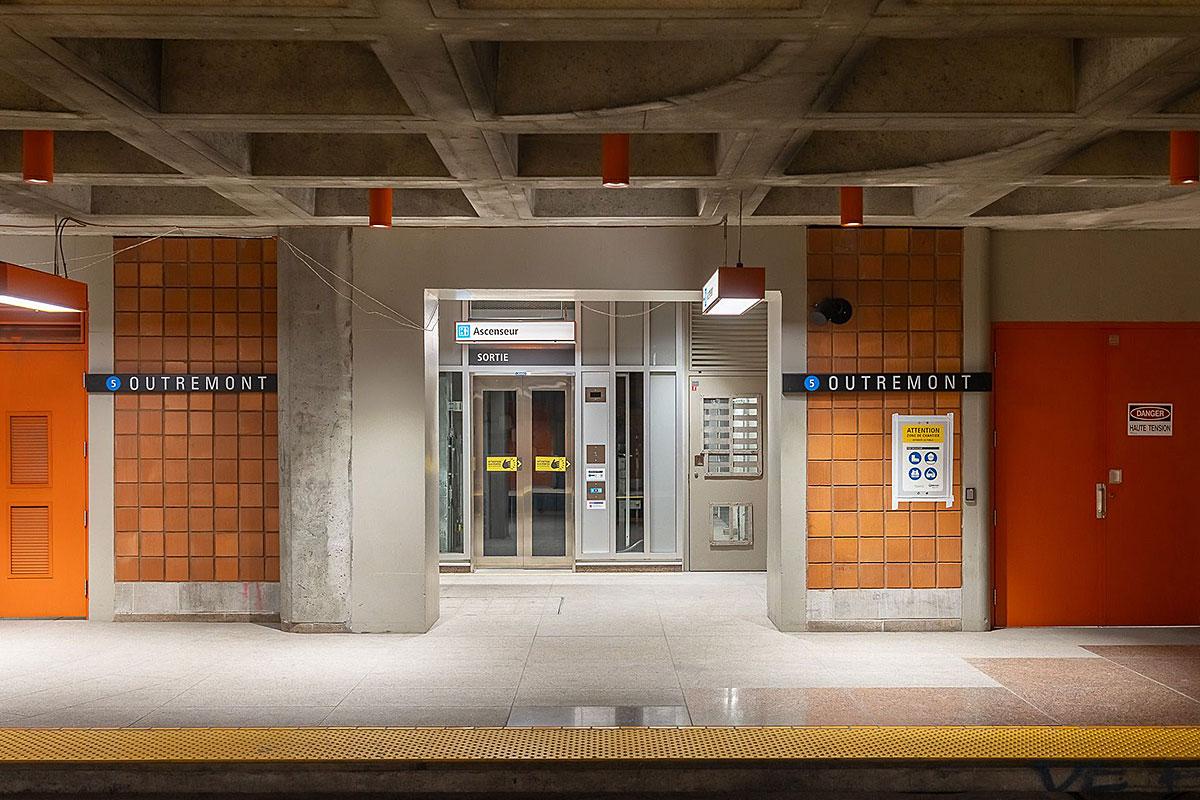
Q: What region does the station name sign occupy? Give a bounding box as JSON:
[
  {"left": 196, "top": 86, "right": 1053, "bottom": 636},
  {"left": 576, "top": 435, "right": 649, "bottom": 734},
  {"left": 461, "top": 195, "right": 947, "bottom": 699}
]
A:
[
  {"left": 783, "top": 372, "right": 992, "bottom": 393},
  {"left": 455, "top": 320, "right": 575, "bottom": 344},
  {"left": 85, "top": 373, "right": 277, "bottom": 393}
]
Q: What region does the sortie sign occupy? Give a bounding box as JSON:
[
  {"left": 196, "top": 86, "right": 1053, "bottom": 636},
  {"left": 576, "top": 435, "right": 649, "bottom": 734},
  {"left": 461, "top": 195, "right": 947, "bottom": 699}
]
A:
[
  {"left": 783, "top": 372, "right": 992, "bottom": 393},
  {"left": 85, "top": 373, "right": 276, "bottom": 393}
]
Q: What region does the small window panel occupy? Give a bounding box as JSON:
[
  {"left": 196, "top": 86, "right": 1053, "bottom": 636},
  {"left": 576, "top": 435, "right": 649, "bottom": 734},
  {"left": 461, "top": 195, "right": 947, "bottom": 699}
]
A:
[
  {"left": 701, "top": 395, "right": 761, "bottom": 477},
  {"left": 710, "top": 503, "right": 752, "bottom": 546}
]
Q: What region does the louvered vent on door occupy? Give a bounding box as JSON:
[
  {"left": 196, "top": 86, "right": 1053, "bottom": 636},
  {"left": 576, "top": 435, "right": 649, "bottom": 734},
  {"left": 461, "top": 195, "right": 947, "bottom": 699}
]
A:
[
  {"left": 10, "top": 506, "right": 51, "bottom": 576},
  {"left": 688, "top": 303, "right": 768, "bottom": 373},
  {"left": 10, "top": 415, "right": 49, "bottom": 485}
]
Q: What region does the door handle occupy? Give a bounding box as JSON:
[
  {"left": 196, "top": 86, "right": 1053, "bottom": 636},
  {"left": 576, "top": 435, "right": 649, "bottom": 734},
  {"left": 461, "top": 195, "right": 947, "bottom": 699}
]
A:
[{"left": 1095, "top": 483, "right": 1107, "bottom": 519}]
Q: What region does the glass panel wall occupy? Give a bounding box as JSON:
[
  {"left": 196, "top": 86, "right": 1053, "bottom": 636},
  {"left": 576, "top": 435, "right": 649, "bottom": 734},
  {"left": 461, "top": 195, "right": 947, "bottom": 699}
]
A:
[
  {"left": 615, "top": 372, "right": 646, "bottom": 553},
  {"left": 531, "top": 390, "right": 568, "bottom": 557},
  {"left": 438, "top": 371, "right": 464, "bottom": 554},
  {"left": 482, "top": 389, "right": 518, "bottom": 557}
]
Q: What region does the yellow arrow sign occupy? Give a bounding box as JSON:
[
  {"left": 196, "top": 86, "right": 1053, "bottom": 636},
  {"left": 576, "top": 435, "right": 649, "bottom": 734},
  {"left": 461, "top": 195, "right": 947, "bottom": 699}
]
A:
[
  {"left": 486, "top": 456, "right": 521, "bottom": 472},
  {"left": 535, "top": 456, "right": 571, "bottom": 472}
]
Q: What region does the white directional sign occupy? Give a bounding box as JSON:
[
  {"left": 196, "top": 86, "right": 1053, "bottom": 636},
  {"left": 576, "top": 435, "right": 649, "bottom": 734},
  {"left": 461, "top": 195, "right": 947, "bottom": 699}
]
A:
[
  {"left": 891, "top": 413, "right": 954, "bottom": 509},
  {"left": 455, "top": 321, "right": 575, "bottom": 344}
]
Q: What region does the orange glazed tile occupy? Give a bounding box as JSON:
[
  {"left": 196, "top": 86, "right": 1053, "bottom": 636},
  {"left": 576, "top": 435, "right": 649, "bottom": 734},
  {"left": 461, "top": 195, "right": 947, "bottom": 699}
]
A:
[
  {"left": 910, "top": 510, "right": 937, "bottom": 536},
  {"left": 264, "top": 531, "right": 280, "bottom": 556},
  {"left": 936, "top": 280, "right": 961, "bottom": 305},
  {"left": 831, "top": 228, "right": 858, "bottom": 254},
  {"left": 858, "top": 435, "right": 884, "bottom": 460},
  {"left": 809, "top": 461, "right": 831, "bottom": 486},
  {"left": 164, "top": 557, "right": 189, "bottom": 582},
  {"left": 115, "top": 557, "right": 140, "bottom": 582},
  {"left": 883, "top": 307, "right": 908, "bottom": 331},
  {"left": 239, "top": 532, "right": 265, "bottom": 557},
  {"left": 808, "top": 331, "right": 832, "bottom": 357},
  {"left": 857, "top": 281, "right": 882, "bottom": 305},
  {"left": 935, "top": 306, "right": 963, "bottom": 331},
  {"left": 910, "top": 229, "right": 936, "bottom": 254},
  {"left": 909, "top": 255, "right": 936, "bottom": 280},
  {"left": 857, "top": 332, "right": 883, "bottom": 357},
  {"left": 885, "top": 537, "right": 910, "bottom": 562},
  {"left": 857, "top": 254, "right": 883, "bottom": 279},
  {"left": 832, "top": 486, "right": 857, "bottom": 511},
  {"left": 808, "top": 512, "right": 833, "bottom": 537},
  {"left": 936, "top": 228, "right": 963, "bottom": 254},
  {"left": 214, "top": 531, "right": 239, "bottom": 557},
  {"left": 807, "top": 486, "right": 832, "bottom": 512},
  {"left": 882, "top": 280, "right": 908, "bottom": 306},
  {"left": 265, "top": 557, "right": 281, "bottom": 582},
  {"left": 859, "top": 564, "right": 885, "bottom": 589},
  {"left": 164, "top": 507, "right": 188, "bottom": 532},
  {"left": 808, "top": 408, "right": 832, "bottom": 433},
  {"left": 885, "top": 563, "right": 911, "bottom": 588},
  {"left": 832, "top": 435, "right": 857, "bottom": 460},
  {"left": 859, "top": 537, "right": 884, "bottom": 563},
  {"left": 885, "top": 511, "right": 910, "bottom": 536},
  {"left": 831, "top": 331, "right": 857, "bottom": 357},
  {"left": 189, "top": 557, "right": 215, "bottom": 582},
  {"left": 190, "top": 532, "right": 215, "bottom": 557},
  {"left": 239, "top": 557, "right": 266, "bottom": 582},
  {"left": 832, "top": 564, "right": 859, "bottom": 589},
  {"left": 809, "top": 435, "right": 833, "bottom": 460},
  {"left": 858, "top": 511, "right": 884, "bottom": 536},
  {"left": 936, "top": 563, "right": 962, "bottom": 588},
  {"left": 831, "top": 461, "right": 858, "bottom": 486},
  {"left": 883, "top": 228, "right": 909, "bottom": 253},
  {"left": 807, "top": 253, "right": 832, "bottom": 279},
  {"left": 936, "top": 509, "right": 963, "bottom": 534},
  {"left": 808, "top": 564, "right": 833, "bottom": 589},
  {"left": 856, "top": 306, "right": 882, "bottom": 330},
  {"left": 911, "top": 537, "right": 936, "bottom": 563},
  {"left": 937, "top": 536, "right": 963, "bottom": 562},
  {"left": 909, "top": 307, "right": 934, "bottom": 330},
  {"left": 808, "top": 538, "right": 832, "bottom": 564},
  {"left": 832, "top": 254, "right": 858, "bottom": 281},
  {"left": 139, "top": 557, "right": 165, "bottom": 582},
  {"left": 832, "top": 511, "right": 858, "bottom": 537},
  {"left": 859, "top": 228, "right": 884, "bottom": 254},
  {"left": 911, "top": 563, "right": 936, "bottom": 589},
  {"left": 214, "top": 557, "right": 239, "bottom": 581},
  {"left": 859, "top": 460, "right": 884, "bottom": 486},
  {"left": 859, "top": 486, "right": 884, "bottom": 510},
  {"left": 832, "top": 408, "right": 857, "bottom": 433}
]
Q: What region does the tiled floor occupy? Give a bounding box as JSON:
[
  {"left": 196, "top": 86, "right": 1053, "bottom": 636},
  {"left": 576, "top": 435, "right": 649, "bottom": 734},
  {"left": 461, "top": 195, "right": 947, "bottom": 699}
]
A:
[{"left": 1, "top": 571, "right": 1198, "bottom": 728}]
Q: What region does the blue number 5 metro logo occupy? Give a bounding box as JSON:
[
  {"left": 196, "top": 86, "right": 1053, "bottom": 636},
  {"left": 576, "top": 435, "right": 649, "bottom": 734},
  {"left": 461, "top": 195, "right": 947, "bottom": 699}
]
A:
[
  {"left": 456, "top": 323, "right": 472, "bottom": 340},
  {"left": 105, "top": 375, "right": 122, "bottom": 391}
]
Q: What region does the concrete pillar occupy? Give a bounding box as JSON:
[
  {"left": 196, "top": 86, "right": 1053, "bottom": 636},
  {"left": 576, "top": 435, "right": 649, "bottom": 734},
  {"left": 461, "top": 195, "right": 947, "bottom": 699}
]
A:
[
  {"left": 344, "top": 234, "right": 439, "bottom": 633},
  {"left": 766, "top": 228, "right": 808, "bottom": 632},
  {"left": 277, "top": 228, "right": 354, "bottom": 632},
  {"left": 961, "top": 227, "right": 992, "bottom": 631}
]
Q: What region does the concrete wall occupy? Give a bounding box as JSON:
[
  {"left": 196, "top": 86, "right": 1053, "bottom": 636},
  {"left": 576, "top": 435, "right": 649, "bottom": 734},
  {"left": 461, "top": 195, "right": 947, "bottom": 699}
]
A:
[
  {"left": 991, "top": 229, "right": 1200, "bottom": 321},
  {"left": 0, "top": 234, "right": 115, "bottom": 620}
]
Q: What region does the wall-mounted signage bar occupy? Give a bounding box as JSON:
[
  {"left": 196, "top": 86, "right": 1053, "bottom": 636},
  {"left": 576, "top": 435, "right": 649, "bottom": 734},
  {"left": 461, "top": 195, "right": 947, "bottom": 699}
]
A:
[
  {"left": 455, "top": 320, "right": 575, "bottom": 344},
  {"left": 85, "top": 373, "right": 277, "bottom": 393},
  {"left": 782, "top": 372, "right": 992, "bottom": 394}
]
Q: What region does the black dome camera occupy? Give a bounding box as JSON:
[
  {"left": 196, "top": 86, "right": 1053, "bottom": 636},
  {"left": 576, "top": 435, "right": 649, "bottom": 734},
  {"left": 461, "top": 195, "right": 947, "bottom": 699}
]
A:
[{"left": 810, "top": 297, "right": 853, "bottom": 326}]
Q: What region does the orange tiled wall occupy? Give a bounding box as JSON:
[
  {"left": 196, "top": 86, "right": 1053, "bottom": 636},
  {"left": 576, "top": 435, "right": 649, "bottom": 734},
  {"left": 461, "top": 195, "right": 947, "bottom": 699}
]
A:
[
  {"left": 806, "top": 227, "right": 963, "bottom": 591},
  {"left": 112, "top": 237, "right": 279, "bottom": 583}
]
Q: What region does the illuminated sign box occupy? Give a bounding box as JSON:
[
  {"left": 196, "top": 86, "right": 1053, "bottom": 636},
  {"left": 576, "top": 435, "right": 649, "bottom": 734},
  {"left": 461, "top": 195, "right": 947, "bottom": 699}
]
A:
[{"left": 455, "top": 321, "right": 575, "bottom": 344}]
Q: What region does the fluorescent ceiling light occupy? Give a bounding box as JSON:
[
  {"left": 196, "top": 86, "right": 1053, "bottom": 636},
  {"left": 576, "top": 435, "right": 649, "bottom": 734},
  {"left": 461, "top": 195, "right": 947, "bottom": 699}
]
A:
[{"left": 0, "top": 293, "right": 79, "bottom": 313}]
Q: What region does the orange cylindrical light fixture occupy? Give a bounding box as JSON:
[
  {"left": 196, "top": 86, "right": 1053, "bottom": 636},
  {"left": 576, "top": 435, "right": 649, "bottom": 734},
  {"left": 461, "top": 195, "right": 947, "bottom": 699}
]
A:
[
  {"left": 1169, "top": 130, "right": 1199, "bottom": 185},
  {"left": 368, "top": 187, "right": 393, "bottom": 228},
  {"left": 839, "top": 186, "right": 863, "bottom": 227},
  {"left": 22, "top": 130, "right": 54, "bottom": 185},
  {"left": 601, "top": 133, "right": 630, "bottom": 188}
]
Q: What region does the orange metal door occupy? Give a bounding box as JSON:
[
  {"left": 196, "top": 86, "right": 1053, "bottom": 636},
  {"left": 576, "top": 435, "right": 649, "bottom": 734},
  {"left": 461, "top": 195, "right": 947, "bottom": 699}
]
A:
[
  {"left": 995, "top": 323, "right": 1200, "bottom": 627},
  {"left": 1102, "top": 327, "right": 1200, "bottom": 625},
  {"left": 993, "top": 326, "right": 1106, "bottom": 626},
  {"left": 0, "top": 348, "right": 88, "bottom": 617}
]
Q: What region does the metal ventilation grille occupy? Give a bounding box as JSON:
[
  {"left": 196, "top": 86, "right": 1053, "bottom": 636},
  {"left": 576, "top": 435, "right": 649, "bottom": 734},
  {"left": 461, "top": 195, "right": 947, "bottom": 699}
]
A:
[
  {"left": 9, "top": 415, "right": 49, "bottom": 485},
  {"left": 469, "top": 301, "right": 572, "bottom": 320},
  {"left": 9, "top": 506, "right": 51, "bottom": 576},
  {"left": 688, "top": 303, "right": 767, "bottom": 373}
]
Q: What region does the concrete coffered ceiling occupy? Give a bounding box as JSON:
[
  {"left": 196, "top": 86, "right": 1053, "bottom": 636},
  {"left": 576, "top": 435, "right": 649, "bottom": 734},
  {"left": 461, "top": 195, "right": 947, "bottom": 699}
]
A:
[{"left": 1, "top": 1, "right": 1200, "bottom": 230}]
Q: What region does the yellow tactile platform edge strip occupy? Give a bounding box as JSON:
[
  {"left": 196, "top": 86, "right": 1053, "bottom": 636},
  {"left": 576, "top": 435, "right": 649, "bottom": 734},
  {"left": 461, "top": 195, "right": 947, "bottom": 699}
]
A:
[{"left": 1, "top": 726, "right": 1199, "bottom": 763}]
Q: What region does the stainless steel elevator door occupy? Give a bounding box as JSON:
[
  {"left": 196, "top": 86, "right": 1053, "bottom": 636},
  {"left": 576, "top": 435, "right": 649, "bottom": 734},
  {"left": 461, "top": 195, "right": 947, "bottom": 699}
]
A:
[{"left": 472, "top": 376, "right": 575, "bottom": 568}]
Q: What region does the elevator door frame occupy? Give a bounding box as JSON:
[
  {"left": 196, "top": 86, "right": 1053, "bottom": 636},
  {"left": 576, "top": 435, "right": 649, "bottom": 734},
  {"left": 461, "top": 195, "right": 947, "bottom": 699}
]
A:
[{"left": 471, "top": 375, "right": 575, "bottom": 569}]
